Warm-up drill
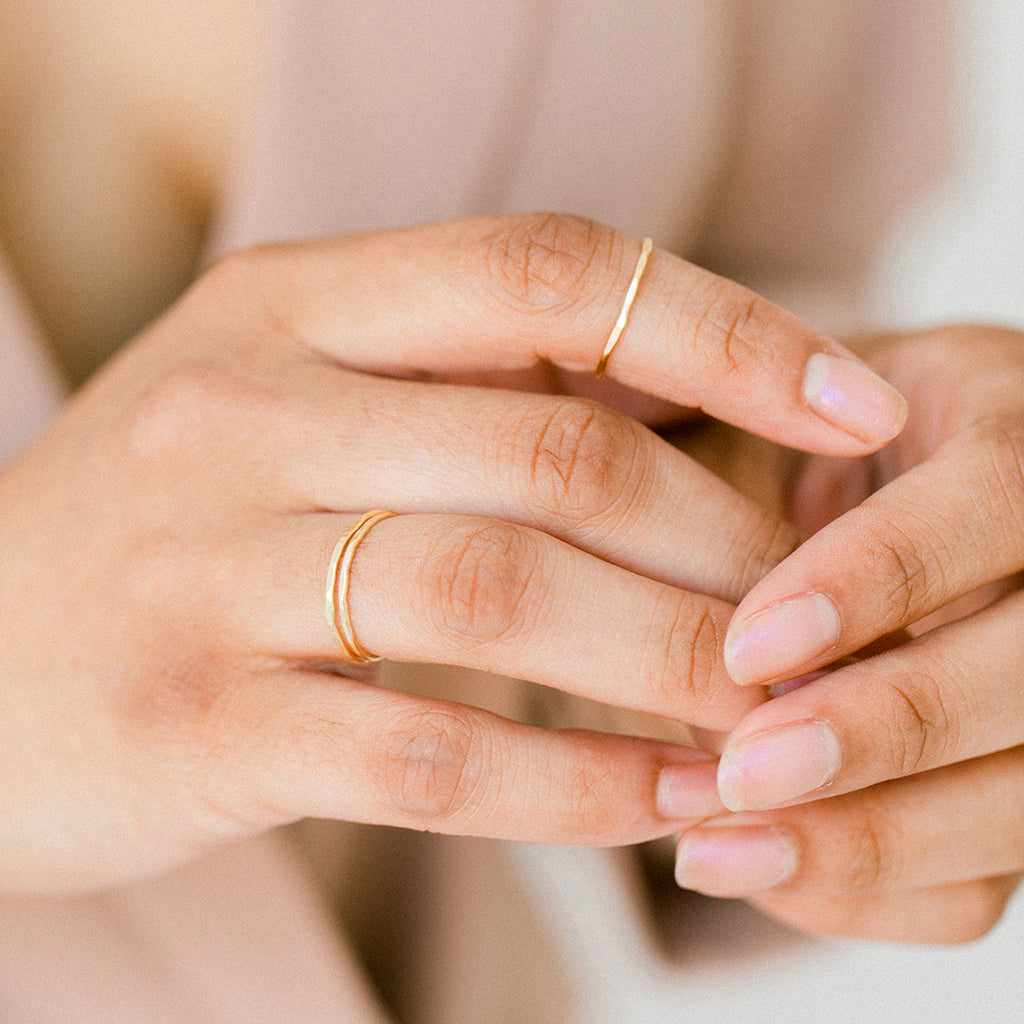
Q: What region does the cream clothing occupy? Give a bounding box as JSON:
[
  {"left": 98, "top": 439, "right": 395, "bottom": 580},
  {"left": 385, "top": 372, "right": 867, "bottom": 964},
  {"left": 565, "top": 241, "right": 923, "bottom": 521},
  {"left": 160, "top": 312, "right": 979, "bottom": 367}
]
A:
[
  {"left": 2, "top": 2, "right": 1023, "bottom": 1021},
  {"left": 0, "top": 254, "right": 62, "bottom": 466}
]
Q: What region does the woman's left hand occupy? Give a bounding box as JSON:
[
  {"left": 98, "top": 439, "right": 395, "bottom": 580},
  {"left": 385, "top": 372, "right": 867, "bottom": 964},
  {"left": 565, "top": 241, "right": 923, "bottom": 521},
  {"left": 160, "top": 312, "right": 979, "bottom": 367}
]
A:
[{"left": 671, "top": 325, "right": 1024, "bottom": 943}]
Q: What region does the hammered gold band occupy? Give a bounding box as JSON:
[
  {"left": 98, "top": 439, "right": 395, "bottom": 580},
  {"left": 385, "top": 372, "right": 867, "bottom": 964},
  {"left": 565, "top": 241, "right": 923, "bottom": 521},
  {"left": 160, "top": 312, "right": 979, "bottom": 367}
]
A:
[
  {"left": 325, "top": 510, "right": 396, "bottom": 663},
  {"left": 595, "top": 236, "right": 654, "bottom": 378}
]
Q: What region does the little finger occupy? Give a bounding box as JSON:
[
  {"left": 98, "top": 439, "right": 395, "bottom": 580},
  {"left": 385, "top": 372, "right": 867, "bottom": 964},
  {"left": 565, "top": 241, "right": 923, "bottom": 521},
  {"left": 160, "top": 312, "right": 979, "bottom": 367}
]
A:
[{"left": 207, "top": 672, "right": 722, "bottom": 845}]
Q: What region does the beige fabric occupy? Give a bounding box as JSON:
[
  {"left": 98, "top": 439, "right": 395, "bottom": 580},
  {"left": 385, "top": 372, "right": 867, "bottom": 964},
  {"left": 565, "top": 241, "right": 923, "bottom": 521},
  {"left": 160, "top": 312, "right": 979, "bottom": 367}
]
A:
[
  {"left": 0, "top": 830, "right": 390, "bottom": 1023},
  {"left": 6, "top": 2, "right": 1022, "bottom": 1022},
  {"left": 0, "top": 251, "right": 63, "bottom": 465}
]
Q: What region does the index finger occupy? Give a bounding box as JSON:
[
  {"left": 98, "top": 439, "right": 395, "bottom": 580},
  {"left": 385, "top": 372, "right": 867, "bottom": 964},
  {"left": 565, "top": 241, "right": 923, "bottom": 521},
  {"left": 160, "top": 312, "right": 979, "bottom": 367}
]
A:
[
  {"left": 217, "top": 213, "right": 907, "bottom": 456},
  {"left": 723, "top": 422, "right": 1024, "bottom": 688}
]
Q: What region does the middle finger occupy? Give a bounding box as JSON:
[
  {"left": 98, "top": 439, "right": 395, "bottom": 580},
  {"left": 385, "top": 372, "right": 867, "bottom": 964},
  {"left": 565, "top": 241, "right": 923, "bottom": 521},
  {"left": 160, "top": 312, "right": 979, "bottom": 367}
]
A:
[{"left": 266, "top": 366, "right": 802, "bottom": 604}]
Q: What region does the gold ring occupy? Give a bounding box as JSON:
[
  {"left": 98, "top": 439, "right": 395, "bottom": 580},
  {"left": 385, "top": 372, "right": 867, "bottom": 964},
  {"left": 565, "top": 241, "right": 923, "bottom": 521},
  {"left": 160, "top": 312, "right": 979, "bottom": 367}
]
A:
[
  {"left": 325, "top": 510, "right": 396, "bottom": 663},
  {"left": 595, "top": 236, "right": 654, "bottom": 378}
]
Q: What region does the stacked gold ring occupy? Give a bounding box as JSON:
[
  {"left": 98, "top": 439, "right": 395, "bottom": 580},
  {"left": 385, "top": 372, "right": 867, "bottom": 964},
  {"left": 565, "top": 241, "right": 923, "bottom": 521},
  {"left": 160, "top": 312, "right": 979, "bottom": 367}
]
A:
[{"left": 325, "top": 509, "right": 396, "bottom": 663}]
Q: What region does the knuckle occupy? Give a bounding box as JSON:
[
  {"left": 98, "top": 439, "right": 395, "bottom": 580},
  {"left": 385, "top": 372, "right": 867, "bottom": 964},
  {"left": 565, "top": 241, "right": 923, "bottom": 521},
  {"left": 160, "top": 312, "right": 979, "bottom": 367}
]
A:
[
  {"left": 484, "top": 212, "right": 615, "bottom": 317},
  {"left": 880, "top": 669, "right": 953, "bottom": 776},
  {"left": 643, "top": 594, "right": 723, "bottom": 718},
  {"left": 860, "top": 526, "right": 930, "bottom": 623},
  {"left": 198, "top": 242, "right": 285, "bottom": 300},
  {"left": 199, "top": 245, "right": 261, "bottom": 295},
  {"left": 120, "top": 647, "right": 242, "bottom": 758},
  {"left": 424, "top": 520, "right": 543, "bottom": 647},
  {"left": 119, "top": 362, "right": 257, "bottom": 466},
  {"left": 559, "top": 754, "right": 620, "bottom": 839},
  {"left": 375, "top": 706, "right": 487, "bottom": 824},
  {"left": 518, "top": 398, "right": 645, "bottom": 522},
  {"left": 966, "top": 415, "right": 1024, "bottom": 533},
  {"left": 676, "top": 277, "right": 762, "bottom": 375},
  {"left": 732, "top": 512, "right": 802, "bottom": 597},
  {"left": 194, "top": 242, "right": 305, "bottom": 345},
  {"left": 841, "top": 809, "right": 898, "bottom": 891}
]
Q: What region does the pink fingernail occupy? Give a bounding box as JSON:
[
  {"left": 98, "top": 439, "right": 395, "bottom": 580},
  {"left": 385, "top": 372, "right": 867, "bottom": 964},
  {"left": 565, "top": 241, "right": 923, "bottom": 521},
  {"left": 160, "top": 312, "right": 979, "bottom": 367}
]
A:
[
  {"left": 803, "top": 353, "right": 908, "bottom": 444},
  {"left": 675, "top": 826, "right": 798, "bottom": 895},
  {"left": 717, "top": 720, "right": 841, "bottom": 811},
  {"left": 724, "top": 591, "right": 841, "bottom": 685},
  {"left": 657, "top": 761, "right": 725, "bottom": 820}
]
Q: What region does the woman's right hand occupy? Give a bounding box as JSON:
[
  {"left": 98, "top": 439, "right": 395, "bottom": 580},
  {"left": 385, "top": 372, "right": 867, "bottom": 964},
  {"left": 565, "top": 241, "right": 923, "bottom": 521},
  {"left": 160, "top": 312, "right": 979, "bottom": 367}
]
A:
[{"left": 0, "top": 214, "right": 906, "bottom": 894}]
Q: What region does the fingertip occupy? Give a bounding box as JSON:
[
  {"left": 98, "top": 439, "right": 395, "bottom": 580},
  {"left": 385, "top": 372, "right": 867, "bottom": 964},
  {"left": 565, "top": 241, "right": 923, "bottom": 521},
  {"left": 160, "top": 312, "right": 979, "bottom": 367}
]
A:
[
  {"left": 724, "top": 592, "right": 842, "bottom": 687},
  {"left": 656, "top": 759, "right": 724, "bottom": 820},
  {"left": 802, "top": 353, "right": 908, "bottom": 449},
  {"left": 717, "top": 719, "right": 841, "bottom": 811},
  {"left": 722, "top": 634, "right": 766, "bottom": 687},
  {"left": 674, "top": 825, "right": 800, "bottom": 895}
]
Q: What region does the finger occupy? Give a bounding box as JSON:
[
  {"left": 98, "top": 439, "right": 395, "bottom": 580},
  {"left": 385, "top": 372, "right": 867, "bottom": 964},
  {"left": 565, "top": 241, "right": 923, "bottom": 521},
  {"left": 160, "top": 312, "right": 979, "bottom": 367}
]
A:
[
  {"left": 207, "top": 670, "right": 722, "bottom": 846},
  {"left": 787, "top": 451, "right": 874, "bottom": 536},
  {"left": 255, "top": 366, "right": 801, "bottom": 603},
  {"left": 715, "top": 591, "right": 1024, "bottom": 809},
  {"left": 676, "top": 748, "right": 1024, "bottom": 900},
  {"left": 209, "top": 214, "right": 907, "bottom": 454},
  {"left": 724, "top": 420, "right": 1024, "bottom": 686},
  {"left": 749, "top": 876, "right": 1020, "bottom": 944},
  {"left": 237, "top": 512, "right": 765, "bottom": 731}
]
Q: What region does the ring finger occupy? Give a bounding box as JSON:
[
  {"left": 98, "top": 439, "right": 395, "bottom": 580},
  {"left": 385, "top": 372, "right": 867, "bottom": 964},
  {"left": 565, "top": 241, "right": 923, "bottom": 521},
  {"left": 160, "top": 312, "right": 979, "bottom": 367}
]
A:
[{"left": 236, "top": 510, "right": 766, "bottom": 730}]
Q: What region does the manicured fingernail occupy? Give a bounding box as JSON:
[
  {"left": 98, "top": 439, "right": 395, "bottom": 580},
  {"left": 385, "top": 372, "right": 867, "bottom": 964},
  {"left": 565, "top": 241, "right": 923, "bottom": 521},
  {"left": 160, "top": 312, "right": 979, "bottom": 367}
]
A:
[
  {"left": 725, "top": 591, "right": 841, "bottom": 685},
  {"left": 675, "top": 826, "right": 798, "bottom": 895},
  {"left": 657, "top": 761, "right": 724, "bottom": 820},
  {"left": 718, "top": 720, "right": 841, "bottom": 811},
  {"left": 803, "top": 353, "right": 908, "bottom": 444}
]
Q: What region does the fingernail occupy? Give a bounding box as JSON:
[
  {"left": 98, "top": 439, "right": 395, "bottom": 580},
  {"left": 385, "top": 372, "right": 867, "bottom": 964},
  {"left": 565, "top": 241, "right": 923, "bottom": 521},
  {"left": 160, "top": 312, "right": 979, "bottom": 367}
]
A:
[
  {"left": 803, "top": 353, "right": 908, "bottom": 444},
  {"left": 675, "top": 826, "right": 798, "bottom": 895},
  {"left": 657, "top": 761, "right": 724, "bottom": 820},
  {"left": 718, "top": 720, "right": 841, "bottom": 811},
  {"left": 725, "top": 591, "right": 841, "bottom": 685}
]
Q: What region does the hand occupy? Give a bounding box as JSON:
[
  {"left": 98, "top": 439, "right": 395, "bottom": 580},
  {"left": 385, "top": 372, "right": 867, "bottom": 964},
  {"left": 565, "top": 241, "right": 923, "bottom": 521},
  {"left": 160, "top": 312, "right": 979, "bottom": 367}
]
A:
[
  {"left": 0, "top": 213, "right": 906, "bottom": 894},
  {"left": 671, "top": 325, "right": 1024, "bottom": 943}
]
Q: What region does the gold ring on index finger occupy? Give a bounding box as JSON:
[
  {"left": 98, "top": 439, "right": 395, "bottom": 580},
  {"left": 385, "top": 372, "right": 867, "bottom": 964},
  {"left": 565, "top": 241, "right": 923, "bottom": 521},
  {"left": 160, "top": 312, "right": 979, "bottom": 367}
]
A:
[{"left": 595, "top": 236, "right": 654, "bottom": 378}]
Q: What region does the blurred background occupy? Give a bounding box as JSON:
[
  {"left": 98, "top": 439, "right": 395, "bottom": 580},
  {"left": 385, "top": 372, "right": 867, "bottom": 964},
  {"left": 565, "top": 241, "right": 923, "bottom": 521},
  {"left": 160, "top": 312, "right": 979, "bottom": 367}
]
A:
[{"left": 874, "top": 0, "right": 1024, "bottom": 328}]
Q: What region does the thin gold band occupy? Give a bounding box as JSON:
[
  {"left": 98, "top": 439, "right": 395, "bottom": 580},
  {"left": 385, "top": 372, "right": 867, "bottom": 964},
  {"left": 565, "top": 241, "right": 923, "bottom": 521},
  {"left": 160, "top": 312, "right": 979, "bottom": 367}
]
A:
[
  {"left": 595, "top": 236, "right": 653, "bottom": 378},
  {"left": 325, "top": 510, "right": 396, "bottom": 663}
]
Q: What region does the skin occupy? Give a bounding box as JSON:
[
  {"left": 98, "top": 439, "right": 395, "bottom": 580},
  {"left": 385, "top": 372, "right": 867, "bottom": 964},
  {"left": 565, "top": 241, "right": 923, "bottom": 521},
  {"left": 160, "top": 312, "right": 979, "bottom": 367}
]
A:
[{"left": 675, "top": 327, "right": 1024, "bottom": 943}]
